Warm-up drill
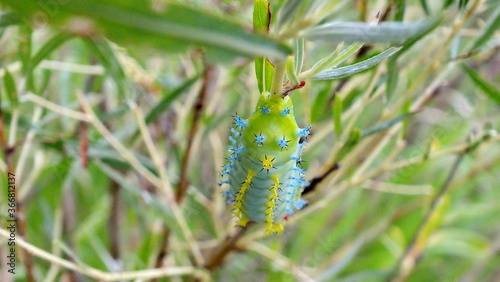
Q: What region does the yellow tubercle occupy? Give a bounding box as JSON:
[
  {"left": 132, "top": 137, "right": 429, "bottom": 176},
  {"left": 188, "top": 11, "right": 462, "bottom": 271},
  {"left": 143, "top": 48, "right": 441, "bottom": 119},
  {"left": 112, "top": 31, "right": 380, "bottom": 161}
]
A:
[
  {"left": 260, "top": 155, "right": 275, "bottom": 172},
  {"left": 237, "top": 214, "right": 249, "bottom": 227},
  {"left": 265, "top": 176, "right": 281, "bottom": 234},
  {"left": 234, "top": 170, "right": 255, "bottom": 224}
]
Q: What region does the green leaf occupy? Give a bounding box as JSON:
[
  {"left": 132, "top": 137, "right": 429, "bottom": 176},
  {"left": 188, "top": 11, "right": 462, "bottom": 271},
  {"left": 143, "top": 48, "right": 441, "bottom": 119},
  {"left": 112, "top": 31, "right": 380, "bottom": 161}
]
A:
[
  {"left": 470, "top": 6, "right": 500, "bottom": 52},
  {"left": 276, "top": 0, "right": 304, "bottom": 30},
  {"left": 337, "top": 127, "right": 361, "bottom": 161},
  {"left": 285, "top": 56, "right": 299, "bottom": 85},
  {"left": 361, "top": 112, "right": 415, "bottom": 137},
  {"left": 3, "top": 69, "right": 18, "bottom": 107},
  {"left": 3, "top": 0, "right": 291, "bottom": 62},
  {"left": 333, "top": 95, "right": 343, "bottom": 138},
  {"left": 310, "top": 86, "right": 331, "bottom": 123},
  {"left": 253, "top": 0, "right": 275, "bottom": 93},
  {"left": 85, "top": 37, "right": 131, "bottom": 98},
  {"left": 253, "top": 0, "right": 270, "bottom": 34},
  {"left": 146, "top": 75, "right": 201, "bottom": 124},
  {"left": 294, "top": 38, "right": 304, "bottom": 73},
  {"left": 0, "top": 11, "right": 22, "bottom": 28},
  {"left": 301, "top": 18, "right": 441, "bottom": 44},
  {"left": 385, "top": 16, "right": 440, "bottom": 99},
  {"left": 462, "top": 64, "right": 500, "bottom": 104},
  {"left": 30, "top": 33, "right": 74, "bottom": 72},
  {"left": 301, "top": 43, "right": 363, "bottom": 80},
  {"left": 255, "top": 58, "right": 275, "bottom": 93},
  {"left": 312, "top": 47, "right": 401, "bottom": 80}
]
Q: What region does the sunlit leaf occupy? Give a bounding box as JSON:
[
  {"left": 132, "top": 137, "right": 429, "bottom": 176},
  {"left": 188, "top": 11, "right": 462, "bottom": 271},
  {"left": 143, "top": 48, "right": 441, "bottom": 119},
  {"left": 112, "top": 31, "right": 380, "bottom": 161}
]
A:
[
  {"left": 462, "top": 64, "right": 500, "bottom": 104},
  {"left": 301, "top": 18, "right": 441, "bottom": 44},
  {"left": 1, "top": 0, "right": 291, "bottom": 62},
  {"left": 361, "top": 111, "right": 415, "bottom": 137},
  {"left": 312, "top": 47, "right": 401, "bottom": 80},
  {"left": 253, "top": 0, "right": 275, "bottom": 92}
]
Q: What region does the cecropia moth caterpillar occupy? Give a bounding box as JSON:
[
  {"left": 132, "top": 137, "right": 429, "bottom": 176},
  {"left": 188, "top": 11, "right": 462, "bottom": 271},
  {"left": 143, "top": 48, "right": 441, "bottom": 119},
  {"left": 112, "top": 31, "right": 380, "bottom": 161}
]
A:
[{"left": 220, "top": 91, "right": 309, "bottom": 233}]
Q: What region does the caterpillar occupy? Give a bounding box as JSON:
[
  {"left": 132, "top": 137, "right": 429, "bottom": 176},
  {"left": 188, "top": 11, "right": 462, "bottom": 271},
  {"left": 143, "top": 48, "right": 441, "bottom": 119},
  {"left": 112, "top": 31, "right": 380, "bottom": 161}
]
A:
[{"left": 219, "top": 91, "right": 310, "bottom": 233}]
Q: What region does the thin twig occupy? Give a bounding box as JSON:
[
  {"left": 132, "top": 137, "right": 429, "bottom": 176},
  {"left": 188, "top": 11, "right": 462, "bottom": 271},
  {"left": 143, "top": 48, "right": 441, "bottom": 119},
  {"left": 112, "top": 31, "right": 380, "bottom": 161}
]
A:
[
  {"left": 131, "top": 102, "right": 205, "bottom": 265},
  {"left": 245, "top": 241, "right": 314, "bottom": 281},
  {"left": 0, "top": 228, "right": 206, "bottom": 281},
  {"left": 390, "top": 152, "right": 466, "bottom": 282},
  {"left": 11, "top": 104, "right": 43, "bottom": 282},
  {"left": 154, "top": 64, "right": 217, "bottom": 271}
]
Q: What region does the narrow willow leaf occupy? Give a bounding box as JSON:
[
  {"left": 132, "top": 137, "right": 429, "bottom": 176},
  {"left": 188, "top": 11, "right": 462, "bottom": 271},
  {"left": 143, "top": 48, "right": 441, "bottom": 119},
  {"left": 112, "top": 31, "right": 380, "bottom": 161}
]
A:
[
  {"left": 0, "top": 11, "right": 22, "bottom": 28},
  {"left": 253, "top": 0, "right": 274, "bottom": 93},
  {"left": 312, "top": 47, "right": 401, "bottom": 80},
  {"left": 277, "top": 0, "right": 304, "bottom": 30},
  {"left": 470, "top": 6, "right": 500, "bottom": 52},
  {"left": 300, "top": 42, "right": 362, "bottom": 80},
  {"left": 394, "top": 0, "right": 406, "bottom": 21},
  {"left": 333, "top": 95, "right": 343, "bottom": 138},
  {"left": 85, "top": 37, "right": 130, "bottom": 98},
  {"left": 337, "top": 128, "right": 361, "bottom": 161},
  {"left": 253, "top": 0, "right": 270, "bottom": 34},
  {"left": 146, "top": 74, "right": 201, "bottom": 124},
  {"left": 3, "top": 69, "right": 18, "bottom": 107},
  {"left": 301, "top": 18, "right": 440, "bottom": 44},
  {"left": 361, "top": 111, "right": 415, "bottom": 137},
  {"left": 294, "top": 38, "right": 304, "bottom": 73},
  {"left": 30, "top": 33, "right": 74, "bottom": 72},
  {"left": 2, "top": 0, "right": 291, "bottom": 61},
  {"left": 428, "top": 229, "right": 489, "bottom": 259},
  {"left": 462, "top": 64, "right": 500, "bottom": 104},
  {"left": 361, "top": 180, "right": 433, "bottom": 195},
  {"left": 255, "top": 58, "right": 275, "bottom": 93},
  {"left": 286, "top": 56, "right": 299, "bottom": 85},
  {"left": 386, "top": 15, "right": 440, "bottom": 99}
]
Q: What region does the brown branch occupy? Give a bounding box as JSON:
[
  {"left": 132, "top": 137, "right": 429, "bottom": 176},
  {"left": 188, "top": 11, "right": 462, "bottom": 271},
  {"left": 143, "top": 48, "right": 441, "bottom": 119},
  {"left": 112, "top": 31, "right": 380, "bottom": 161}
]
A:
[
  {"left": 302, "top": 163, "right": 340, "bottom": 195},
  {"left": 1, "top": 102, "right": 36, "bottom": 282},
  {"left": 153, "top": 64, "right": 217, "bottom": 274},
  {"left": 176, "top": 64, "right": 216, "bottom": 202},
  {"left": 108, "top": 180, "right": 121, "bottom": 260},
  {"left": 204, "top": 225, "right": 251, "bottom": 272}
]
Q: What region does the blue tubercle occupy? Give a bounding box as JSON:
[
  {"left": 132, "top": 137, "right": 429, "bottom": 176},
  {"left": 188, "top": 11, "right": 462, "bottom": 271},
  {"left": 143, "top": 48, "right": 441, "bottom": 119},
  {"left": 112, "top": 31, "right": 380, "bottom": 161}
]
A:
[
  {"left": 298, "top": 126, "right": 311, "bottom": 137},
  {"left": 218, "top": 180, "right": 229, "bottom": 186},
  {"left": 254, "top": 132, "right": 265, "bottom": 146},
  {"left": 230, "top": 128, "right": 240, "bottom": 136},
  {"left": 261, "top": 107, "right": 270, "bottom": 114},
  {"left": 229, "top": 146, "right": 246, "bottom": 154},
  {"left": 294, "top": 199, "right": 307, "bottom": 209},
  {"left": 281, "top": 108, "right": 291, "bottom": 116},
  {"left": 277, "top": 137, "right": 290, "bottom": 149},
  {"left": 233, "top": 114, "right": 247, "bottom": 128}
]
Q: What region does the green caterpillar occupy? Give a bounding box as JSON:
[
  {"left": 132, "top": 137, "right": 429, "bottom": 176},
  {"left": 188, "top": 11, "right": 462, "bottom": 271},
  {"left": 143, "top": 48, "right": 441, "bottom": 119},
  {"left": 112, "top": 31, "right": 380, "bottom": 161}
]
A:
[{"left": 220, "top": 91, "right": 309, "bottom": 233}]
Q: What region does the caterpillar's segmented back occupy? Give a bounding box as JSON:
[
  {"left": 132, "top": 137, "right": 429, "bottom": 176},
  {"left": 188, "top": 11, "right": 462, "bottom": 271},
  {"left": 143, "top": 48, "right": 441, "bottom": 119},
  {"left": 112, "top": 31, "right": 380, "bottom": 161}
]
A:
[{"left": 220, "top": 92, "right": 309, "bottom": 233}]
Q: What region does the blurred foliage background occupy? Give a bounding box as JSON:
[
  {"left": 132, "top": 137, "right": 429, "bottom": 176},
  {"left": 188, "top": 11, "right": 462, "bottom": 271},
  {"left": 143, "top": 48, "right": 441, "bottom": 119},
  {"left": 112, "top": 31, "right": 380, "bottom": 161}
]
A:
[{"left": 0, "top": 0, "right": 499, "bottom": 281}]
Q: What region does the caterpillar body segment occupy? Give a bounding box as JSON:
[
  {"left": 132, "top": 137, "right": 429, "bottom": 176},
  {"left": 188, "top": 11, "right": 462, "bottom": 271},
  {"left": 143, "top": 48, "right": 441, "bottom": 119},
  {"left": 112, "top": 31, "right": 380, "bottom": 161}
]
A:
[{"left": 220, "top": 92, "right": 309, "bottom": 233}]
